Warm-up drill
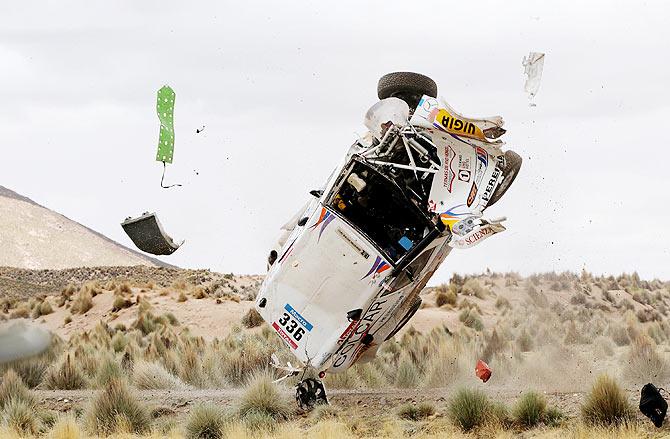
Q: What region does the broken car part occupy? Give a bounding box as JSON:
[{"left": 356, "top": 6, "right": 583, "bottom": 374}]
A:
[{"left": 121, "top": 212, "right": 183, "bottom": 255}]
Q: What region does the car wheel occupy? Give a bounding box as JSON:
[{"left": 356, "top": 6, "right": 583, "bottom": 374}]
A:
[
  {"left": 377, "top": 72, "right": 438, "bottom": 110},
  {"left": 486, "top": 150, "right": 522, "bottom": 207},
  {"left": 385, "top": 296, "right": 422, "bottom": 341}
]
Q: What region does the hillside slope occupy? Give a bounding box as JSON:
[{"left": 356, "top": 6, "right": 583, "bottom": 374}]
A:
[{"left": 0, "top": 185, "right": 168, "bottom": 269}]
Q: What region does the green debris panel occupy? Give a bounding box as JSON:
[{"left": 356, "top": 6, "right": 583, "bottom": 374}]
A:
[{"left": 156, "top": 85, "right": 176, "bottom": 163}]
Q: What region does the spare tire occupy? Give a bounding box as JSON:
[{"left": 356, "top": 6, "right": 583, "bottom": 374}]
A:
[{"left": 377, "top": 72, "right": 438, "bottom": 109}]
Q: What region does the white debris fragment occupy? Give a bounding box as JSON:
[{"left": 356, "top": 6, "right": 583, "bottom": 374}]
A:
[{"left": 522, "top": 52, "right": 545, "bottom": 101}]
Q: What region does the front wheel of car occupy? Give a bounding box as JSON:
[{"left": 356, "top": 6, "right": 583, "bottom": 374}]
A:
[{"left": 486, "top": 150, "right": 522, "bottom": 207}]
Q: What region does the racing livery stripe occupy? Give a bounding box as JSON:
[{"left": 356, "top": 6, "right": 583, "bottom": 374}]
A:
[{"left": 272, "top": 322, "right": 298, "bottom": 349}]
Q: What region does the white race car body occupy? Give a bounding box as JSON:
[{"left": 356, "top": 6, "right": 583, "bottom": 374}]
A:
[{"left": 256, "top": 94, "right": 516, "bottom": 375}]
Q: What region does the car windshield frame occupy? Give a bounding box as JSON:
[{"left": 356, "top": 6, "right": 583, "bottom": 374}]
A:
[{"left": 324, "top": 156, "right": 437, "bottom": 264}]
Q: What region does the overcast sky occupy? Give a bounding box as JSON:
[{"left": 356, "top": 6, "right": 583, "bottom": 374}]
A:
[{"left": 1, "top": 1, "right": 669, "bottom": 283}]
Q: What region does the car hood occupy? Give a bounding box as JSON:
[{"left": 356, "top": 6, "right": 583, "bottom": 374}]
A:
[{"left": 258, "top": 205, "right": 394, "bottom": 366}]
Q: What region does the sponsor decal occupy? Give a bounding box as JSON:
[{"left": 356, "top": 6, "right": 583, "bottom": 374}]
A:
[
  {"left": 333, "top": 298, "right": 388, "bottom": 368},
  {"left": 284, "top": 303, "right": 313, "bottom": 331},
  {"left": 337, "top": 319, "right": 360, "bottom": 345},
  {"left": 429, "top": 108, "right": 486, "bottom": 140},
  {"left": 337, "top": 228, "right": 369, "bottom": 259},
  {"left": 311, "top": 207, "right": 335, "bottom": 241},
  {"left": 475, "top": 146, "right": 488, "bottom": 167},
  {"left": 442, "top": 145, "right": 456, "bottom": 192},
  {"left": 439, "top": 204, "right": 471, "bottom": 228},
  {"left": 467, "top": 183, "right": 478, "bottom": 207},
  {"left": 272, "top": 322, "right": 298, "bottom": 349},
  {"left": 480, "top": 155, "right": 505, "bottom": 203},
  {"left": 449, "top": 223, "right": 506, "bottom": 249},
  {"left": 458, "top": 169, "right": 471, "bottom": 182},
  {"left": 273, "top": 303, "right": 312, "bottom": 350},
  {"left": 361, "top": 256, "right": 390, "bottom": 280}
]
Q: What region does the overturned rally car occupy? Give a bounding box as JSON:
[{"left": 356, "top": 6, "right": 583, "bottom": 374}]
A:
[{"left": 255, "top": 72, "right": 522, "bottom": 408}]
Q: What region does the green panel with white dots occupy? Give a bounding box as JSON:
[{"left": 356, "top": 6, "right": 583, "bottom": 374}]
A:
[{"left": 156, "top": 85, "right": 175, "bottom": 163}]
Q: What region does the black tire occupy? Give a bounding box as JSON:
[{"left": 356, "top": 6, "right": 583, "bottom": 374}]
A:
[
  {"left": 487, "top": 150, "right": 522, "bottom": 207},
  {"left": 385, "top": 296, "right": 422, "bottom": 341},
  {"left": 377, "top": 72, "right": 438, "bottom": 109}
]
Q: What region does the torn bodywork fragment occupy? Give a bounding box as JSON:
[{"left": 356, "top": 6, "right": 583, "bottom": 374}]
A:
[
  {"left": 522, "top": 52, "right": 545, "bottom": 100},
  {"left": 121, "top": 212, "right": 183, "bottom": 255}
]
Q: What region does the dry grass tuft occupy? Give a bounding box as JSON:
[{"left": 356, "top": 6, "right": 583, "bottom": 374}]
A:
[
  {"left": 0, "top": 369, "right": 36, "bottom": 410},
  {"left": 241, "top": 309, "right": 264, "bottom": 328},
  {"left": 448, "top": 388, "right": 491, "bottom": 431},
  {"left": 71, "top": 289, "right": 93, "bottom": 314},
  {"left": 48, "top": 414, "right": 82, "bottom": 439},
  {"left": 43, "top": 353, "right": 87, "bottom": 390},
  {"left": 133, "top": 361, "right": 188, "bottom": 390},
  {"left": 184, "top": 403, "right": 226, "bottom": 439},
  {"left": 1, "top": 398, "right": 41, "bottom": 436},
  {"left": 581, "top": 374, "right": 634, "bottom": 426},
  {"left": 513, "top": 391, "right": 546, "bottom": 428},
  {"left": 396, "top": 402, "right": 435, "bottom": 421},
  {"left": 85, "top": 378, "right": 150, "bottom": 435},
  {"left": 237, "top": 371, "right": 292, "bottom": 423},
  {"left": 623, "top": 335, "right": 669, "bottom": 383}
]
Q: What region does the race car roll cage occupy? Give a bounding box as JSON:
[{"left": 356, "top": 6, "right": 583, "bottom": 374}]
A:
[{"left": 326, "top": 124, "right": 448, "bottom": 282}]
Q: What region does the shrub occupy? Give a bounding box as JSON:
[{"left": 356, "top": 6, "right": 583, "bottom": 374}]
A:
[
  {"left": 177, "top": 291, "right": 188, "bottom": 302},
  {"left": 516, "top": 329, "right": 533, "bottom": 352},
  {"left": 48, "top": 414, "right": 82, "bottom": 439},
  {"left": 63, "top": 315, "right": 72, "bottom": 325},
  {"left": 241, "top": 309, "right": 264, "bottom": 328},
  {"left": 43, "top": 353, "right": 87, "bottom": 390},
  {"left": 462, "top": 279, "right": 488, "bottom": 299},
  {"left": 112, "top": 295, "right": 132, "bottom": 312},
  {"left": 394, "top": 355, "right": 420, "bottom": 388},
  {"left": 513, "top": 392, "right": 546, "bottom": 428},
  {"left": 237, "top": 372, "right": 292, "bottom": 422},
  {"left": 310, "top": 404, "right": 341, "bottom": 421},
  {"left": 459, "top": 308, "right": 484, "bottom": 331},
  {"left": 396, "top": 402, "right": 435, "bottom": 421},
  {"left": 581, "top": 375, "right": 634, "bottom": 426},
  {"left": 436, "top": 289, "right": 457, "bottom": 307},
  {"left": 94, "top": 356, "right": 124, "bottom": 388},
  {"left": 71, "top": 289, "right": 93, "bottom": 314},
  {"left": 193, "top": 287, "right": 208, "bottom": 299},
  {"left": 495, "top": 296, "right": 511, "bottom": 310},
  {"left": 0, "top": 369, "right": 36, "bottom": 410},
  {"left": 185, "top": 403, "right": 226, "bottom": 439},
  {"left": 39, "top": 301, "right": 54, "bottom": 316},
  {"left": 448, "top": 388, "right": 490, "bottom": 431},
  {"left": 1, "top": 398, "right": 41, "bottom": 436},
  {"left": 9, "top": 304, "right": 30, "bottom": 319},
  {"left": 623, "top": 335, "right": 669, "bottom": 383},
  {"left": 85, "top": 378, "right": 150, "bottom": 435},
  {"left": 133, "top": 361, "right": 188, "bottom": 390},
  {"left": 544, "top": 407, "right": 566, "bottom": 427}
]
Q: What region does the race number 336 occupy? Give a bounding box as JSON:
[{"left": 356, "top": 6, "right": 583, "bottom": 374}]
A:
[{"left": 272, "top": 304, "right": 313, "bottom": 350}]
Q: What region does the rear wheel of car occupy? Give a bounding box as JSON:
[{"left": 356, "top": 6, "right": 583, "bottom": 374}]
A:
[
  {"left": 486, "top": 150, "right": 523, "bottom": 207},
  {"left": 377, "top": 72, "right": 438, "bottom": 110},
  {"left": 384, "top": 296, "right": 422, "bottom": 341}
]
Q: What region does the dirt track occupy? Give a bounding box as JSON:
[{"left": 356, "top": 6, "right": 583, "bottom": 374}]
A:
[{"left": 34, "top": 388, "right": 636, "bottom": 421}]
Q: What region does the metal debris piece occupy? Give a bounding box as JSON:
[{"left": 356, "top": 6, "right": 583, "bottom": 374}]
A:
[{"left": 121, "top": 212, "right": 183, "bottom": 255}]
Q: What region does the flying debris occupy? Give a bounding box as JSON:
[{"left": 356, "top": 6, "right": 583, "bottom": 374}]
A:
[
  {"left": 522, "top": 52, "right": 545, "bottom": 102},
  {"left": 640, "top": 383, "right": 667, "bottom": 427},
  {"left": 156, "top": 85, "right": 181, "bottom": 188},
  {"left": 475, "top": 359, "right": 492, "bottom": 383},
  {"left": 121, "top": 212, "right": 183, "bottom": 256},
  {"left": 196, "top": 125, "right": 205, "bottom": 134},
  {"left": 0, "top": 321, "right": 52, "bottom": 364}
]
